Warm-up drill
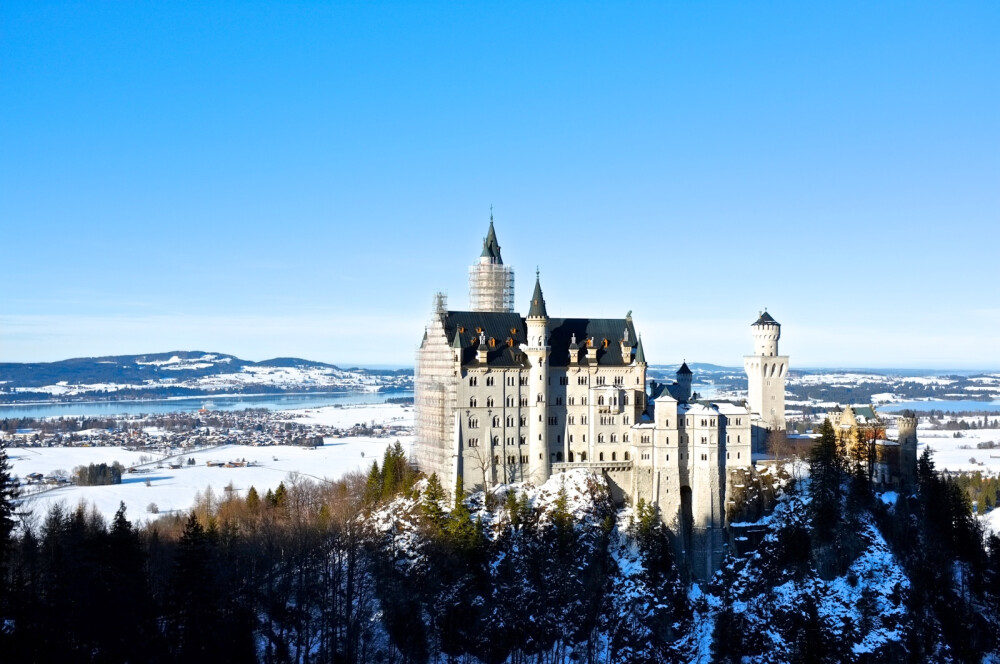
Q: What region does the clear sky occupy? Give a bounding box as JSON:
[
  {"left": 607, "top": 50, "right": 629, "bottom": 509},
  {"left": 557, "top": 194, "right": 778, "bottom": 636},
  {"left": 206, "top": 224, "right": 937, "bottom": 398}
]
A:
[{"left": 2, "top": 2, "right": 998, "bottom": 369}]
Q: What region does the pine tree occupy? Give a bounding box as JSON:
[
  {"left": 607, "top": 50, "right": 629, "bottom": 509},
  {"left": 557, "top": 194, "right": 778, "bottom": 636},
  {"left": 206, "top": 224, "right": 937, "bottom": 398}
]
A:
[
  {"left": 245, "top": 485, "right": 260, "bottom": 510},
  {"left": 364, "top": 460, "right": 382, "bottom": 505},
  {"left": 422, "top": 473, "right": 448, "bottom": 534}
]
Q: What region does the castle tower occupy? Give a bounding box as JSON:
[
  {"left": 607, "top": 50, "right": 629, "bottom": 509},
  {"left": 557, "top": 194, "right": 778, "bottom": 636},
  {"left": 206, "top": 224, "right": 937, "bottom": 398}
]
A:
[
  {"left": 897, "top": 411, "right": 918, "bottom": 488},
  {"left": 469, "top": 214, "right": 515, "bottom": 312},
  {"left": 525, "top": 272, "right": 550, "bottom": 484},
  {"left": 744, "top": 311, "right": 789, "bottom": 431},
  {"left": 676, "top": 361, "right": 693, "bottom": 403}
]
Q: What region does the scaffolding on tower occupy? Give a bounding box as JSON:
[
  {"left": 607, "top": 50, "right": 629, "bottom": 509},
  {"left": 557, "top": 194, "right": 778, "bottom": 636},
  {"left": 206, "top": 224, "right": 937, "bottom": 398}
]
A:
[{"left": 469, "top": 263, "right": 515, "bottom": 313}]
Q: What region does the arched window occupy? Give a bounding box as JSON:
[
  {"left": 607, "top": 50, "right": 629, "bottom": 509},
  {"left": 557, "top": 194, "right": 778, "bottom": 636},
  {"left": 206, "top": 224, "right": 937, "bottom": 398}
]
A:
[
  {"left": 569, "top": 451, "right": 575, "bottom": 462},
  {"left": 486, "top": 397, "right": 494, "bottom": 408},
  {"left": 599, "top": 452, "right": 604, "bottom": 461},
  {"left": 492, "top": 416, "right": 500, "bottom": 427},
  {"left": 598, "top": 396, "right": 605, "bottom": 406},
  {"left": 507, "top": 415, "right": 514, "bottom": 427},
  {"left": 469, "top": 397, "right": 477, "bottom": 407},
  {"left": 469, "top": 376, "right": 478, "bottom": 386},
  {"left": 624, "top": 451, "right": 630, "bottom": 461},
  {"left": 611, "top": 452, "right": 617, "bottom": 461},
  {"left": 580, "top": 452, "right": 587, "bottom": 461},
  {"left": 486, "top": 376, "right": 494, "bottom": 386},
  {"left": 598, "top": 434, "right": 605, "bottom": 443}
]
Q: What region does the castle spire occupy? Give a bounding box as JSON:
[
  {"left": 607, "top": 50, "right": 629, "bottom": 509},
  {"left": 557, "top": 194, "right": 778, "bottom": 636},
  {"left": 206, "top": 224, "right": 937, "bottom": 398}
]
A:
[
  {"left": 635, "top": 334, "right": 646, "bottom": 364},
  {"left": 528, "top": 269, "right": 547, "bottom": 318},
  {"left": 480, "top": 214, "right": 502, "bottom": 263}
]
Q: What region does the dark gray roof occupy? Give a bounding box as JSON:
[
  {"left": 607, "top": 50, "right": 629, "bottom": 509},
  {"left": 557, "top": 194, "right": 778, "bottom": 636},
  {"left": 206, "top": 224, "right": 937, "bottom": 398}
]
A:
[
  {"left": 442, "top": 311, "right": 637, "bottom": 368},
  {"left": 753, "top": 311, "right": 779, "bottom": 326},
  {"left": 528, "top": 275, "right": 548, "bottom": 318},
  {"left": 635, "top": 335, "right": 646, "bottom": 364},
  {"left": 547, "top": 317, "right": 636, "bottom": 367},
  {"left": 443, "top": 311, "right": 527, "bottom": 368},
  {"left": 677, "top": 361, "right": 692, "bottom": 375},
  {"left": 480, "top": 219, "right": 502, "bottom": 263}
]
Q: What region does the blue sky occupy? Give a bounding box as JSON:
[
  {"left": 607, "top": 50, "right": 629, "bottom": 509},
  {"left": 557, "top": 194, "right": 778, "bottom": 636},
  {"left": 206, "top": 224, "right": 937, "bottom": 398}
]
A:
[{"left": 2, "top": 2, "right": 998, "bottom": 369}]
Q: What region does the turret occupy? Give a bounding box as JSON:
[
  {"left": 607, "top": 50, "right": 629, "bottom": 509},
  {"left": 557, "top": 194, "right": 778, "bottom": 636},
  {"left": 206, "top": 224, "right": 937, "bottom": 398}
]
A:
[
  {"left": 525, "top": 272, "right": 550, "bottom": 484},
  {"left": 744, "top": 310, "right": 789, "bottom": 432},
  {"left": 751, "top": 311, "right": 781, "bottom": 356},
  {"left": 469, "top": 212, "right": 515, "bottom": 312},
  {"left": 676, "top": 361, "right": 693, "bottom": 403},
  {"left": 897, "top": 410, "right": 918, "bottom": 488}
]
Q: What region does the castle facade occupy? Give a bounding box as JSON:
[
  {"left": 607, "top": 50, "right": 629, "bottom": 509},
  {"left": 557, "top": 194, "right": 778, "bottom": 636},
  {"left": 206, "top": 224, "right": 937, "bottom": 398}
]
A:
[{"left": 414, "top": 219, "right": 785, "bottom": 578}]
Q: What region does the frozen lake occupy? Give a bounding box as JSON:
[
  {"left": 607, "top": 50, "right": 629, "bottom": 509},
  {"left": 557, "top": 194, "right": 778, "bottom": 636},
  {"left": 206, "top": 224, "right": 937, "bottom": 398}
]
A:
[{"left": 0, "top": 390, "right": 413, "bottom": 420}]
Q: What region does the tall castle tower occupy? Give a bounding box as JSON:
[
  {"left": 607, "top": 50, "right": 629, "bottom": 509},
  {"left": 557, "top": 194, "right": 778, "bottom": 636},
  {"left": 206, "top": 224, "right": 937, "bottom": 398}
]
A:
[
  {"left": 743, "top": 311, "right": 788, "bottom": 430},
  {"left": 469, "top": 214, "right": 515, "bottom": 312},
  {"left": 525, "top": 272, "right": 550, "bottom": 484}
]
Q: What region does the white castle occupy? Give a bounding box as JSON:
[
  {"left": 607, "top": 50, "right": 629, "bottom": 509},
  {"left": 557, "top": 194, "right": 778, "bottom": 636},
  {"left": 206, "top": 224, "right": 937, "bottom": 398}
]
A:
[{"left": 415, "top": 218, "right": 788, "bottom": 578}]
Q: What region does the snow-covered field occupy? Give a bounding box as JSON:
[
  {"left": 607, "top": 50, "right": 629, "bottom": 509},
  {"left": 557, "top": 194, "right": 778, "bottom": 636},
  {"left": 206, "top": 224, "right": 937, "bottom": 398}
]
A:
[
  {"left": 906, "top": 425, "right": 1000, "bottom": 474},
  {"left": 9, "top": 403, "right": 413, "bottom": 525}
]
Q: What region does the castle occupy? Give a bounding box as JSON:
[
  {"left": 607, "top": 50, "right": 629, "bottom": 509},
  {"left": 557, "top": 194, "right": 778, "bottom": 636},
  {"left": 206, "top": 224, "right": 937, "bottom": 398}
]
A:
[{"left": 414, "top": 218, "right": 789, "bottom": 578}]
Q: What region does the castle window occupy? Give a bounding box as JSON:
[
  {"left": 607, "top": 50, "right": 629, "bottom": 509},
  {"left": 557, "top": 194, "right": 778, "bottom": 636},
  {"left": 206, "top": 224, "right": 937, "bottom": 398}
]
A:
[
  {"left": 623, "top": 395, "right": 629, "bottom": 405},
  {"left": 469, "top": 377, "right": 478, "bottom": 386},
  {"left": 507, "top": 416, "right": 515, "bottom": 427},
  {"left": 624, "top": 452, "right": 629, "bottom": 461},
  {"left": 701, "top": 454, "right": 707, "bottom": 461},
  {"left": 623, "top": 433, "right": 629, "bottom": 442},
  {"left": 569, "top": 451, "right": 574, "bottom": 462},
  {"left": 599, "top": 452, "right": 604, "bottom": 461},
  {"left": 548, "top": 416, "right": 557, "bottom": 425},
  {"left": 507, "top": 376, "right": 514, "bottom": 386},
  {"left": 486, "top": 376, "right": 495, "bottom": 386},
  {"left": 495, "top": 455, "right": 500, "bottom": 464},
  {"left": 624, "top": 416, "right": 629, "bottom": 425},
  {"left": 611, "top": 434, "right": 617, "bottom": 443},
  {"left": 598, "top": 396, "right": 605, "bottom": 406},
  {"left": 537, "top": 394, "right": 544, "bottom": 403},
  {"left": 560, "top": 376, "right": 569, "bottom": 385},
  {"left": 727, "top": 452, "right": 730, "bottom": 460},
  {"left": 641, "top": 435, "right": 650, "bottom": 444},
  {"left": 568, "top": 415, "right": 575, "bottom": 425},
  {"left": 520, "top": 376, "right": 528, "bottom": 386},
  {"left": 581, "top": 416, "right": 588, "bottom": 425},
  {"left": 487, "top": 397, "right": 494, "bottom": 408},
  {"left": 520, "top": 435, "right": 526, "bottom": 445},
  {"left": 598, "top": 434, "right": 605, "bottom": 443},
  {"left": 568, "top": 397, "right": 575, "bottom": 406},
  {"left": 569, "top": 434, "right": 573, "bottom": 443},
  {"left": 737, "top": 452, "right": 741, "bottom": 459},
  {"left": 665, "top": 419, "right": 669, "bottom": 427},
  {"left": 520, "top": 398, "right": 528, "bottom": 407},
  {"left": 470, "top": 398, "right": 477, "bottom": 407},
  {"left": 580, "top": 452, "right": 587, "bottom": 461},
  {"left": 506, "top": 396, "right": 514, "bottom": 407},
  {"left": 468, "top": 418, "right": 478, "bottom": 428},
  {"left": 468, "top": 439, "right": 478, "bottom": 448},
  {"left": 666, "top": 453, "right": 669, "bottom": 461},
  {"left": 492, "top": 436, "right": 499, "bottom": 446},
  {"left": 582, "top": 397, "right": 587, "bottom": 406},
  {"left": 582, "top": 435, "right": 586, "bottom": 443},
  {"left": 614, "top": 376, "right": 623, "bottom": 386},
  {"left": 520, "top": 416, "right": 526, "bottom": 426},
  {"left": 737, "top": 435, "right": 741, "bottom": 443},
  {"left": 492, "top": 415, "right": 500, "bottom": 427},
  {"left": 611, "top": 452, "right": 616, "bottom": 461},
  {"left": 521, "top": 455, "right": 528, "bottom": 464},
  {"left": 508, "top": 437, "right": 514, "bottom": 445},
  {"left": 557, "top": 452, "right": 563, "bottom": 461},
  {"left": 555, "top": 397, "right": 563, "bottom": 405},
  {"left": 578, "top": 376, "right": 587, "bottom": 385}
]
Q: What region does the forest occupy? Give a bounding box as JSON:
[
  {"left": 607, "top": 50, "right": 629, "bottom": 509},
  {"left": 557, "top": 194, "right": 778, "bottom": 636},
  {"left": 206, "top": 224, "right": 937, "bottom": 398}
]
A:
[{"left": 1, "top": 430, "right": 999, "bottom": 663}]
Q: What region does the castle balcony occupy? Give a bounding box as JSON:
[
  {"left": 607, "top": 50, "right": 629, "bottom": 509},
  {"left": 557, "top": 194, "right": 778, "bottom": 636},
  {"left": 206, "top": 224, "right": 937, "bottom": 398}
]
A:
[{"left": 552, "top": 460, "right": 633, "bottom": 473}]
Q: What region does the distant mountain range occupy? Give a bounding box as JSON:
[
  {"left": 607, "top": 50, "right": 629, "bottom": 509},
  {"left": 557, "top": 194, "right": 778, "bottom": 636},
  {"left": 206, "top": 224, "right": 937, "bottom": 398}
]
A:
[{"left": 0, "top": 351, "right": 413, "bottom": 403}]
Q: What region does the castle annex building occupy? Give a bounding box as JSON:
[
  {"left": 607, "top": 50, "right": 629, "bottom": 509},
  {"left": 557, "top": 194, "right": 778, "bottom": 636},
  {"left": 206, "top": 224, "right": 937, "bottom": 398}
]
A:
[{"left": 415, "top": 219, "right": 788, "bottom": 578}]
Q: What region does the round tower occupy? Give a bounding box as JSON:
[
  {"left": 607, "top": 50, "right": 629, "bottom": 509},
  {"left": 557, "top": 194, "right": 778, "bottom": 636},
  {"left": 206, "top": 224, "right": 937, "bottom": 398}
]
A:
[
  {"left": 751, "top": 311, "right": 781, "bottom": 356},
  {"left": 469, "top": 213, "right": 515, "bottom": 312},
  {"left": 743, "top": 310, "right": 789, "bottom": 433},
  {"left": 526, "top": 272, "right": 550, "bottom": 484}
]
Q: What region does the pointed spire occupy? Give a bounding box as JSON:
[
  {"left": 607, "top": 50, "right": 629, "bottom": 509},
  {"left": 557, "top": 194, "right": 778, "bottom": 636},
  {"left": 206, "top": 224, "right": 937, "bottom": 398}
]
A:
[
  {"left": 480, "top": 212, "right": 502, "bottom": 263},
  {"left": 677, "top": 360, "right": 692, "bottom": 375},
  {"left": 528, "top": 269, "right": 547, "bottom": 318},
  {"left": 451, "top": 329, "right": 463, "bottom": 349},
  {"left": 635, "top": 334, "right": 646, "bottom": 364}
]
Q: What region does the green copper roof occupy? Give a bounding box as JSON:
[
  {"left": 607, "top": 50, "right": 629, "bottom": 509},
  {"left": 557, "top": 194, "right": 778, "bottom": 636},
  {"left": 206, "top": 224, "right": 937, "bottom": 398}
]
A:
[
  {"left": 635, "top": 335, "right": 646, "bottom": 364},
  {"left": 451, "top": 329, "right": 463, "bottom": 349},
  {"left": 527, "top": 273, "right": 548, "bottom": 318},
  {"left": 480, "top": 218, "right": 503, "bottom": 263}
]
